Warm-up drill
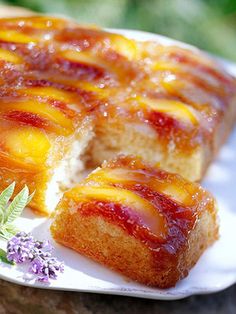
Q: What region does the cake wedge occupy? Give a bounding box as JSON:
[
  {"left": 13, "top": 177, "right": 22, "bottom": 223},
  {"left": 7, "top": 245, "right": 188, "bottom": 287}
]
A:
[{"left": 51, "top": 155, "right": 219, "bottom": 288}]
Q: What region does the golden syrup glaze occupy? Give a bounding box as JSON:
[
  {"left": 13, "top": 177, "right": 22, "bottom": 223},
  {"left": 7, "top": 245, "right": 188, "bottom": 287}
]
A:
[
  {"left": 63, "top": 155, "right": 216, "bottom": 267},
  {"left": 0, "top": 15, "right": 235, "bottom": 163}
]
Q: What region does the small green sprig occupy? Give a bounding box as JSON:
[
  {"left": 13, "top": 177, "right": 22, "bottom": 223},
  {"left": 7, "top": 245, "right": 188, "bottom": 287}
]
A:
[
  {"left": 0, "top": 184, "right": 64, "bottom": 280},
  {"left": 0, "top": 248, "right": 14, "bottom": 265},
  {"left": 0, "top": 182, "right": 35, "bottom": 241}
]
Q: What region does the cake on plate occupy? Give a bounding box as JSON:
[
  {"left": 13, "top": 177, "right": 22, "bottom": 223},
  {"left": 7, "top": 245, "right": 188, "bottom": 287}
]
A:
[
  {"left": 0, "top": 15, "right": 235, "bottom": 214},
  {"left": 51, "top": 155, "right": 219, "bottom": 288}
]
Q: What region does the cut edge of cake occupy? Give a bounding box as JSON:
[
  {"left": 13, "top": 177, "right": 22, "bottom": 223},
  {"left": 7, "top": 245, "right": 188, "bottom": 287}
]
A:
[
  {"left": 44, "top": 118, "right": 94, "bottom": 213},
  {"left": 86, "top": 120, "right": 209, "bottom": 182}
]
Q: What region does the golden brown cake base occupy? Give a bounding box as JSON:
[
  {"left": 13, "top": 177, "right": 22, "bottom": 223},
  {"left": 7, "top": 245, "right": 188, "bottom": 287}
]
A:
[
  {"left": 51, "top": 207, "right": 218, "bottom": 288},
  {"left": 51, "top": 155, "right": 219, "bottom": 288}
]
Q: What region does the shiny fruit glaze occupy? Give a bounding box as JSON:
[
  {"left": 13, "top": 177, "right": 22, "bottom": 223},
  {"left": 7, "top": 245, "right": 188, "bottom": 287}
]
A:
[
  {"left": 0, "top": 15, "right": 235, "bottom": 163},
  {"left": 64, "top": 155, "right": 216, "bottom": 262}
]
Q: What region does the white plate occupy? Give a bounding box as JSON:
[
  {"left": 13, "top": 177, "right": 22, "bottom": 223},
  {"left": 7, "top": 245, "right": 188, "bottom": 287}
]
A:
[{"left": 0, "top": 30, "right": 236, "bottom": 300}]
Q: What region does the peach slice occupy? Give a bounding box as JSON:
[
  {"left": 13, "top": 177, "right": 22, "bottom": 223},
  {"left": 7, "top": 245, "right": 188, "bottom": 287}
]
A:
[
  {"left": 2, "top": 127, "right": 51, "bottom": 164},
  {"left": 134, "top": 96, "right": 198, "bottom": 125},
  {"left": 67, "top": 185, "right": 167, "bottom": 238},
  {"left": 60, "top": 50, "right": 102, "bottom": 68},
  {"left": 159, "top": 183, "right": 192, "bottom": 205},
  {"left": 13, "top": 16, "right": 65, "bottom": 30},
  {"left": 0, "top": 48, "right": 22, "bottom": 64},
  {"left": 1, "top": 100, "right": 74, "bottom": 135},
  {"left": 153, "top": 45, "right": 214, "bottom": 67},
  {"left": 109, "top": 34, "right": 138, "bottom": 60},
  {"left": 30, "top": 78, "right": 109, "bottom": 98},
  {"left": 160, "top": 77, "right": 187, "bottom": 97},
  {"left": 152, "top": 61, "right": 182, "bottom": 72},
  {"left": 0, "top": 30, "right": 37, "bottom": 44},
  {"left": 19, "top": 87, "right": 74, "bottom": 103},
  {"left": 60, "top": 49, "right": 132, "bottom": 80},
  {"left": 87, "top": 168, "right": 192, "bottom": 205}
]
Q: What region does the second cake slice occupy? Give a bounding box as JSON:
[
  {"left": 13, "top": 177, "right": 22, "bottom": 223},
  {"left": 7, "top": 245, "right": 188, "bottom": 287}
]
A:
[{"left": 51, "top": 155, "right": 218, "bottom": 288}]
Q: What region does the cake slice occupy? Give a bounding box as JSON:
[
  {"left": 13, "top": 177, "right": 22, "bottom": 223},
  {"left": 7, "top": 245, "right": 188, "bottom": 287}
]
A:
[{"left": 51, "top": 155, "right": 219, "bottom": 288}]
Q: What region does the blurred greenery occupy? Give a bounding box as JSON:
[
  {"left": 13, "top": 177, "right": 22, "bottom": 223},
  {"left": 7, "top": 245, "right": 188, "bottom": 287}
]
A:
[{"left": 0, "top": 0, "right": 236, "bottom": 61}]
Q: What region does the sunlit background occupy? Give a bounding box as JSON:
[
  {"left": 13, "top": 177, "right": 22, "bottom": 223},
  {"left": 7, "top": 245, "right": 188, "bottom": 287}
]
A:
[{"left": 0, "top": 0, "right": 236, "bottom": 61}]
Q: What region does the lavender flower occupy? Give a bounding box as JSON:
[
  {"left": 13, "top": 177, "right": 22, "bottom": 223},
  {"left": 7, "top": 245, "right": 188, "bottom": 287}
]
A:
[
  {"left": 30, "top": 256, "right": 64, "bottom": 282},
  {"left": 7, "top": 232, "right": 35, "bottom": 263},
  {"left": 6, "top": 232, "right": 64, "bottom": 283}
]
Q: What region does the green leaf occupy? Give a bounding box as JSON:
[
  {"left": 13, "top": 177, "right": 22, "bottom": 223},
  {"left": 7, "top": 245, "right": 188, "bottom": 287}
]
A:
[
  {"left": 5, "top": 224, "right": 19, "bottom": 235},
  {"left": 27, "top": 190, "right": 35, "bottom": 205},
  {"left": 0, "top": 248, "right": 14, "bottom": 265},
  {"left": 0, "top": 225, "right": 19, "bottom": 240},
  {"left": 4, "top": 185, "right": 29, "bottom": 225},
  {"left": 0, "top": 230, "right": 11, "bottom": 240},
  {"left": 0, "top": 208, "right": 4, "bottom": 225},
  {"left": 0, "top": 183, "right": 35, "bottom": 242},
  {"left": 0, "top": 224, "right": 18, "bottom": 240},
  {"left": 0, "top": 182, "right": 15, "bottom": 214}
]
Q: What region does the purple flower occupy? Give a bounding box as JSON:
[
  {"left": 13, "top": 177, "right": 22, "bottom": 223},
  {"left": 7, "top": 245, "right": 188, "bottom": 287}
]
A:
[
  {"left": 29, "top": 256, "right": 44, "bottom": 274},
  {"left": 30, "top": 256, "right": 64, "bottom": 282},
  {"left": 7, "top": 232, "right": 35, "bottom": 263},
  {"left": 6, "top": 232, "right": 64, "bottom": 283},
  {"left": 34, "top": 239, "right": 53, "bottom": 252}
]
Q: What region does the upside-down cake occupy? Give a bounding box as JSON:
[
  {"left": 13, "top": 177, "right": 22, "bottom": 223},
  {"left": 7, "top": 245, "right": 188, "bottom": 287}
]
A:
[{"left": 0, "top": 15, "right": 235, "bottom": 214}]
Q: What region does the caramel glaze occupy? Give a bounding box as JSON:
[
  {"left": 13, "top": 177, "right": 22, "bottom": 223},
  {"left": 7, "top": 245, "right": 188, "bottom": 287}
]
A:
[
  {"left": 0, "top": 16, "right": 235, "bottom": 159},
  {"left": 71, "top": 155, "right": 216, "bottom": 272}
]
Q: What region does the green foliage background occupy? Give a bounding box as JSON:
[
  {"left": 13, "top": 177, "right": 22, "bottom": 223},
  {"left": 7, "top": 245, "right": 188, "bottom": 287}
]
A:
[{"left": 1, "top": 0, "right": 236, "bottom": 61}]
